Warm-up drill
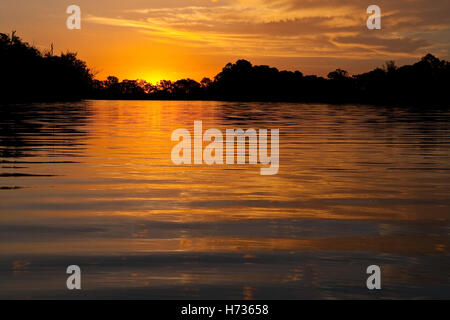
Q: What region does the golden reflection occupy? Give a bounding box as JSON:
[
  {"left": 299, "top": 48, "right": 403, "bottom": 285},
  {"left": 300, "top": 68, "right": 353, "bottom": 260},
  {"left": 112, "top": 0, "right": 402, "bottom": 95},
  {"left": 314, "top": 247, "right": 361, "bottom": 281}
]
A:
[
  {"left": 1, "top": 235, "right": 449, "bottom": 255},
  {"left": 1, "top": 101, "right": 449, "bottom": 299}
]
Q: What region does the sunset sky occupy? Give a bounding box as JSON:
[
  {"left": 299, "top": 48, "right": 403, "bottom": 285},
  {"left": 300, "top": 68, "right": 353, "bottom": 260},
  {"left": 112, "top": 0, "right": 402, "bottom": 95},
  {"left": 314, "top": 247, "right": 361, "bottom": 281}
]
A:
[{"left": 1, "top": 0, "right": 449, "bottom": 83}]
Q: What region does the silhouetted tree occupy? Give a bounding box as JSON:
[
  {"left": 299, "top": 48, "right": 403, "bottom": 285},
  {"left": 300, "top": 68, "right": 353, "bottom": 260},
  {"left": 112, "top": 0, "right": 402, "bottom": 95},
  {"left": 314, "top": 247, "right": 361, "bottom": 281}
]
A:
[
  {"left": 327, "top": 69, "right": 350, "bottom": 81},
  {"left": 2, "top": 32, "right": 449, "bottom": 106},
  {"left": 384, "top": 61, "right": 397, "bottom": 73},
  {"left": 201, "top": 77, "right": 212, "bottom": 89},
  {"left": 0, "top": 32, "right": 93, "bottom": 103}
]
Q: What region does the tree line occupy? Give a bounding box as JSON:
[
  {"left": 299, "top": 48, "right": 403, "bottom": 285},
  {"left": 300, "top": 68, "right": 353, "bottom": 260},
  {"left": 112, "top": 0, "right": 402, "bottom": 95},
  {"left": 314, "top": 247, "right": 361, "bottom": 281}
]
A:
[{"left": 1, "top": 31, "right": 449, "bottom": 105}]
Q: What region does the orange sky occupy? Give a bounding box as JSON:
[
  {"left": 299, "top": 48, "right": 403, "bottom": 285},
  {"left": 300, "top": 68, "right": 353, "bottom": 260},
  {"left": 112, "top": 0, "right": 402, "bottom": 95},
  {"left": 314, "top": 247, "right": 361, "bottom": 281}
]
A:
[{"left": 1, "top": 0, "right": 449, "bottom": 83}]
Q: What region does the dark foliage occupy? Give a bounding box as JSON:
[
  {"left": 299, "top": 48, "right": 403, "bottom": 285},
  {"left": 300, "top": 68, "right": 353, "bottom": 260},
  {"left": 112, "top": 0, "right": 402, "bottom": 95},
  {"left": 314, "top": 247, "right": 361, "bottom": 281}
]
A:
[
  {"left": 1, "top": 32, "right": 449, "bottom": 106},
  {"left": 89, "top": 54, "right": 450, "bottom": 106},
  {"left": 0, "top": 32, "right": 93, "bottom": 103}
]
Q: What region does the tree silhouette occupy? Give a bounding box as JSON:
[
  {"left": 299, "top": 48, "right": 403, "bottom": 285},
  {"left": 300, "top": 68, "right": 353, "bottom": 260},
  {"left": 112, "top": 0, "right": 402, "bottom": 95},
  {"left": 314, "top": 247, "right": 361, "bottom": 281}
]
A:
[
  {"left": 0, "top": 32, "right": 93, "bottom": 103},
  {"left": 1, "top": 31, "right": 449, "bottom": 106},
  {"left": 327, "top": 69, "right": 350, "bottom": 81}
]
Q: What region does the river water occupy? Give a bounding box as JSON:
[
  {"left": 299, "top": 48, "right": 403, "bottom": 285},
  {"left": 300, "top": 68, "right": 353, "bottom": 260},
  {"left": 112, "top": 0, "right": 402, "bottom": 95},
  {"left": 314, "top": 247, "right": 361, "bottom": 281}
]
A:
[{"left": 0, "top": 100, "right": 449, "bottom": 299}]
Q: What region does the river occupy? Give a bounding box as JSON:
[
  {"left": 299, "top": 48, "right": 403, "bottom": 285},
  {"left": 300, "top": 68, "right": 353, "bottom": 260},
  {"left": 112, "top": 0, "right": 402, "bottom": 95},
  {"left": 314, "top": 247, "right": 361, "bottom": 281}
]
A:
[{"left": 0, "top": 100, "right": 449, "bottom": 299}]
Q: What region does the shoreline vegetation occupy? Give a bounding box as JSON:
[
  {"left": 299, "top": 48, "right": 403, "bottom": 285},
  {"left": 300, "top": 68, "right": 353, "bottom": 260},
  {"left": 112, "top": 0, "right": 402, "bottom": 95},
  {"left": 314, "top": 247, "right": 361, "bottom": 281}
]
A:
[{"left": 1, "top": 31, "right": 449, "bottom": 106}]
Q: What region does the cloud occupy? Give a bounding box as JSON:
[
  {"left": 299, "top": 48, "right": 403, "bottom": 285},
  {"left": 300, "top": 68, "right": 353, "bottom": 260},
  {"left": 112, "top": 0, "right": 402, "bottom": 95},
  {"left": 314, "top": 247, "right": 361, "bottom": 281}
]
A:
[
  {"left": 334, "top": 34, "right": 430, "bottom": 53},
  {"left": 85, "top": 0, "right": 449, "bottom": 60}
]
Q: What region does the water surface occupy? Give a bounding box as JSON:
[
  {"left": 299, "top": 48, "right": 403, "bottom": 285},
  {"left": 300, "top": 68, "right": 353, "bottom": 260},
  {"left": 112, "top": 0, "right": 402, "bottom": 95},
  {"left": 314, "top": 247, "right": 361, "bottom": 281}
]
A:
[{"left": 1, "top": 101, "right": 449, "bottom": 299}]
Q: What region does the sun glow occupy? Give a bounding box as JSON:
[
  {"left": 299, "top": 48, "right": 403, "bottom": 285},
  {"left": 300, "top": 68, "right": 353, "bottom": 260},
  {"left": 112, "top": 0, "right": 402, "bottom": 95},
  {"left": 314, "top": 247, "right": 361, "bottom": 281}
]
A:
[{"left": 138, "top": 72, "right": 172, "bottom": 85}]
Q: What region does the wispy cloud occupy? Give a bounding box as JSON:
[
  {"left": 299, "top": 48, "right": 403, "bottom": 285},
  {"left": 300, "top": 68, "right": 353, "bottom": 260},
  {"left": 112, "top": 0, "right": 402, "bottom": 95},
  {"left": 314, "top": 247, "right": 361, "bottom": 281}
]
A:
[{"left": 85, "top": 0, "right": 449, "bottom": 59}]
